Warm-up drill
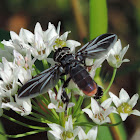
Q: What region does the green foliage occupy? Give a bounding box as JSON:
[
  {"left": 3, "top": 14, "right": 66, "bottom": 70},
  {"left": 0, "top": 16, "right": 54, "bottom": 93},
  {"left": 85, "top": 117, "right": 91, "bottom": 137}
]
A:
[{"left": 89, "top": 0, "right": 108, "bottom": 39}]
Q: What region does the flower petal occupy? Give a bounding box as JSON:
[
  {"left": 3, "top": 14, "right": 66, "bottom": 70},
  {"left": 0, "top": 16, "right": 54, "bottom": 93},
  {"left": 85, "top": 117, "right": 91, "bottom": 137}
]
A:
[
  {"left": 65, "top": 115, "right": 73, "bottom": 131},
  {"left": 119, "top": 88, "right": 130, "bottom": 103},
  {"left": 101, "top": 98, "right": 112, "bottom": 109},
  {"left": 82, "top": 108, "right": 93, "bottom": 119},
  {"left": 120, "top": 45, "right": 129, "bottom": 60},
  {"left": 87, "top": 126, "right": 98, "bottom": 140},
  {"left": 120, "top": 113, "right": 128, "bottom": 121},
  {"left": 47, "top": 123, "right": 63, "bottom": 138},
  {"left": 56, "top": 21, "right": 61, "bottom": 35},
  {"left": 10, "top": 31, "right": 21, "bottom": 41},
  {"left": 109, "top": 92, "right": 121, "bottom": 107},
  {"left": 19, "top": 28, "right": 34, "bottom": 44},
  {"left": 34, "top": 22, "right": 43, "bottom": 37},
  {"left": 128, "top": 94, "right": 139, "bottom": 108},
  {"left": 73, "top": 127, "right": 80, "bottom": 138},
  {"left": 131, "top": 109, "right": 140, "bottom": 116},
  {"left": 91, "top": 98, "right": 100, "bottom": 114},
  {"left": 104, "top": 107, "right": 114, "bottom": 117},
  {"left": 48, "top": 103, "right": 57, "bottom": 109},
  {"left": 66, "top": 40, "right": 81, "bottom": 53},
  {"left": 60, "top": 31, "right": 70, "bottom": 41},
  {"left": 78, "top": 127, "right": 87, "bottom": 139},
  {"left": 113, "top": 39, "right": 122, "bottom": 54},
  {"left": 47, "top": 131, "right": 60, "bottom": 140},
  {"left": 122, "top": 59, "right": 130, "bottom": 63}
]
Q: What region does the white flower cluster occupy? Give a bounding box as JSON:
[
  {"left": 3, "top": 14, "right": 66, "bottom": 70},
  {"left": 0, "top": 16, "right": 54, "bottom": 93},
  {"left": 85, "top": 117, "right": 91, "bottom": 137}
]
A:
[
  {"left": 48, "top": 89, "right": 140, "bottom": 140},
  {"left": 47, "top": 115, "right": 98, "bottom": 140},
  {"left": 0, "top": 22, "right": 81, "bottom": 116}
]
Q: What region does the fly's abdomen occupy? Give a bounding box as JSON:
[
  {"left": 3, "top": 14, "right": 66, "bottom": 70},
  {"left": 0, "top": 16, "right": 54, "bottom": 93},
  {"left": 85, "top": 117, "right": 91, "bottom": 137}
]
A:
[{"left": 70, "top": 65, "right": 97, "bottom": 96}]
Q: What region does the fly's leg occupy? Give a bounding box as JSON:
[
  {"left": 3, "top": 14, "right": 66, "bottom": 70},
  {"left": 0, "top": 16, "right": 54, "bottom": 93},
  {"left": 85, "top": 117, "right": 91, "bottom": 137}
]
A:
[
  {"left": 61, "top": 77, "right": 71, "bottom": 111},
  {"left": 61, "top": 90, "right": 69, "bottom": 111}
]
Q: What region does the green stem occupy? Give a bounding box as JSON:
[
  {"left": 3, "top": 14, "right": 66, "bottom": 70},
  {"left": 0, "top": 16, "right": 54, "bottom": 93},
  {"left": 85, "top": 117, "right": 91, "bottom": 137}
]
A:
[
  {"left": 37, "top": 96, "right": 59, "bottom": 121},
  {"left": 30, "top": 112, "right": 55, "bottom": 123},
  {"left": 32, "top": 101, "right": 56, "bottom": 123},
  {"left": 73, "top": 103, "right": 91, "bottom": 122},
  {"left": 2, "top": 114, "right": 47, "bottom": 130},
  {"left": 19, "top": 112, "right": 51, "bottom": 124},
  {"left": 73, "top": 96, "right": 84, "bottom": 117},
  {"left": 0, "top": 129, "right": 48, "bottom": 138},
  {"left": 16, "top": 112, "right": 45, "bottom": 123},
  {"left": 101, "top": 121, "right": 122, "bottom": 127},
  {"left": 74, "top": 122, "right": 96, "bottom": 127},
  {"left": 42, "top": 59, "right": 49, "bottom": 69},
  {"left": 32, "top": 100, "right": 50, "bottom": 117},
  {"left": 103, "top": 68, "right": 117, "bottom": 96},
  {"left": 32, "top": 64, "right": 40, "bottom": 75}
]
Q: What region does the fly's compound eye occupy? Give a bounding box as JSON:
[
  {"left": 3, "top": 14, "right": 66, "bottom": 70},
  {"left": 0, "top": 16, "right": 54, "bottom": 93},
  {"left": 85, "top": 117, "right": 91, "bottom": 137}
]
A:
[
  {"left": 77, "top": 55, "right": 83, "bottom": 62},
  {"left": 59, "top": 66, "right": 64, "bottom": 73}
]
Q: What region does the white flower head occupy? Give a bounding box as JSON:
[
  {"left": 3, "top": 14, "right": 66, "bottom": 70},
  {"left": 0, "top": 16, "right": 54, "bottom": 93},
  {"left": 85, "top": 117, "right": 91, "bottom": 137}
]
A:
[
  {"left": 107, "top": 39, "right": 130, "bottom": 68},
  {"left": 13, "top": 50, "right": 35, "bottom": 71},
  {"left": 1, "top": 29, "right": 31, "bottom": 56},
  {"left": 78, "top": 126, "right": 98, "bottom": 140},
  {"left": 1, "top": 94, "right": 32, "bottom": 116},
  {"left": 47, "top": 115, "right": 79, "bottom": 140},
  {"left": 29, "top": 22, "right": 57, "bottom": 60},
  {"left": 0, "top": 89, "right": 14, "bottom": 115},
  {"left": 82, "top": 98, "right": 114, "bottom": 125},
  {"left": 0, "top": 57, "right": 18, "bottom": 95},
  {"left": 109, "top": 88, "right": 140, "bottom": 121},
  {"left": 52, "top": 22, "right": 81, "bottom": 53},
  {"left": 48, "top": 87, "right": 75, "bottom": 112}
]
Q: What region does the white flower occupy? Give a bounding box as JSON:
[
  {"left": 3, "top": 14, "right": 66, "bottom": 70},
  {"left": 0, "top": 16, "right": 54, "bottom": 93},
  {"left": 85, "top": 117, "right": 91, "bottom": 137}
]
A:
[
  {"left": 0, "top": 88, "right": 14, "bottom": 116},
  {"left": 78, "top": 126, "right": 98, "bottom": 140},
  {"left": 82, "top": 98, "right": 114, "bottom": 125},
  {"left": 107, "top": 39, "right": 130, "bottom": 68},
  {"left": 30, "top": 22, "right": 58, "bottom": 60},
  {"left": 17, "top": 67, "right": 32, "bottom": 85},
  {"left": 88, "top": 55, "right": 107, "bottom": 78},
  {"left": 0, "top": 48, "right": 13, "bottom": 61},
  {"left": 1, "top": 95, "right": 32, "bottom": 116},
  {"left": 13, "top": 50, "right": 35, "bottom": 71},
  {"left": 0, "top": 57, "right": 18, "bottom": 95},
  {"left": 1, "top": 29, "right": 31, "bottom": 56},
  {"left": 47, "top": 115, "right": 79, "bottom": 140},
  {"left": 51, "top": 22, "right": 81, "bottom": 53},
  {"left": 48, "top": 87, "right": 75, "bottom": 112},
  {"left": 109, "top": 88, "right": 140, "bottom": 121}
]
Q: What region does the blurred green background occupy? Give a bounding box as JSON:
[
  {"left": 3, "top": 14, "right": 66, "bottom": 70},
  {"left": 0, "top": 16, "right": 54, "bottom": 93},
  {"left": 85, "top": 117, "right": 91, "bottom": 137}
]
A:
[{"left": 0, "top": 0, "right": 140, "bottom": 140}]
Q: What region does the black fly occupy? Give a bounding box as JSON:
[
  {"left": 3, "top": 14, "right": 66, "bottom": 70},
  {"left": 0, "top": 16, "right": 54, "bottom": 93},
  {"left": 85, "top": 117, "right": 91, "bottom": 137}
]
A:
[{"left": 18, "top": 33, "right": 117, "bottom": 107}]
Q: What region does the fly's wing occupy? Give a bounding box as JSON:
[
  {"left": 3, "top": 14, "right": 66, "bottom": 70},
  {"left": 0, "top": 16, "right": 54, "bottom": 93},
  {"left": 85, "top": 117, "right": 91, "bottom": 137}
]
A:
[
  {"left": 18, "top": 65, "right": 61, "bottom": 99},
  {"left": 76, "top": 33, "right": 117, "bottom": 59}
]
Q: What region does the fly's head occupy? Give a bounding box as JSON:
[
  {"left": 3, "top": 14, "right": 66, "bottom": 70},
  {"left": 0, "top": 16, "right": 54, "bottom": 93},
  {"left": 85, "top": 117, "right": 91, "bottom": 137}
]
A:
[{"left": 53, "top": 47, "right": 71, "bottom": 62}]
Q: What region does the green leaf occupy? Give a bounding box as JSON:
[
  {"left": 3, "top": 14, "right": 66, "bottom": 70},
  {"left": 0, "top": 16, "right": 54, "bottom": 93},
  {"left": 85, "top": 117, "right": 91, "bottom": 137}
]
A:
[
  {"left": 0, "top": 121, "right": 7, "bottom": 140},
  {"left": 97, "top": 126, "right": 113, "bottom": 140},
  {"left": 89, "top": 0, "right": 108, "bottom": 40}
]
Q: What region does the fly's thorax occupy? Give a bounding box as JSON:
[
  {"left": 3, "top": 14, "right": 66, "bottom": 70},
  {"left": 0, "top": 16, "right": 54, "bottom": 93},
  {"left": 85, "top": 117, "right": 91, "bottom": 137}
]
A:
[
  {"left": 53, "top": 47, "right": 75, "bottom": 67},
  {"left": 53, "top": 47, "right": 71, "bottom": 62}
]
